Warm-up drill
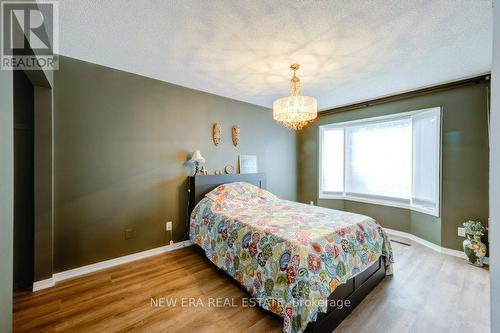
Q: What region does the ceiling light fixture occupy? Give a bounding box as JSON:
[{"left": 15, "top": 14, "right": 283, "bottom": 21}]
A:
[{"left": 273, "top": 64, "right": 317, "bottom": 130}]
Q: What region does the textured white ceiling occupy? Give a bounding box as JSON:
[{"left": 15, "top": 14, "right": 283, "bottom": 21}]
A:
[{"left": 58, "top": 0, "right": 493, "bottom": 110}]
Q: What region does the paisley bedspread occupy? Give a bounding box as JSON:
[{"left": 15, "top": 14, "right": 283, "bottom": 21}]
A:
[{"left": 189, "top": 182, "right": 393, "bottom": 333}]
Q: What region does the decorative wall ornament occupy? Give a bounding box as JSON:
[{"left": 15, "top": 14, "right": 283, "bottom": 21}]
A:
[
  {"left": 212, "top": 123, "right": 221, "bottom": 146},
  {"left": 231, "top": 125, "right": 240, "bottom": 147},
  {"left": 225, "top": 165, "right": 235, "bottom": 174}
]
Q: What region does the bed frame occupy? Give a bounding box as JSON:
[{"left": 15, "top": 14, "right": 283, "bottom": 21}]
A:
[{"left": 188, "top": 173, "right": 386, "bottom": 333}]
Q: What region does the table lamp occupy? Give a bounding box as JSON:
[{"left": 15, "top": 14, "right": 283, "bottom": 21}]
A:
[{"left": 189, "top": 150, "right": 205, "bottom": 175}]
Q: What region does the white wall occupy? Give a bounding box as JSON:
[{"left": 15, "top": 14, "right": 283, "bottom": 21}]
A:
[{"left": 491, "top": 2, "right": 500, "bottom": 332}]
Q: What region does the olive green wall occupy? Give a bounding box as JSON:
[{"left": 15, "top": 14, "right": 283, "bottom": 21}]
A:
[
  {"left": 298, "top": 82, "right": 489, "bottom": 251},
  {"left": 0, "top": 64, "right": 14, "bottom": 333},
  {"left": 34, "top": 85, "right": 54, "bottom": 281},
  {"left": 53, "top": 56, "right": 297, "bottom": 272}
]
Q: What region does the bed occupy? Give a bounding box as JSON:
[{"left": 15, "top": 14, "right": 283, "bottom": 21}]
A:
[{"left": 188, "top": 173, "right": 393, "bottom": 333}]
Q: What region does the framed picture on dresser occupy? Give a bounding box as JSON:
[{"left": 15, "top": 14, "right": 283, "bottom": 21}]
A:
[{"left": 239, "top": 155, "right": 257, "bottom": 174}]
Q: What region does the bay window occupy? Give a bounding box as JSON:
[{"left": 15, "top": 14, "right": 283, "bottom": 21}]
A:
[{"left": 319, "top": 107, "right": 441, "bottom": 216}]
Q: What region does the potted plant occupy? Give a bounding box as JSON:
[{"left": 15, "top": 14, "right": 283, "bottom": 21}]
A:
[{"left": 462, "top": 220, "right": 487, "bottom": 267}]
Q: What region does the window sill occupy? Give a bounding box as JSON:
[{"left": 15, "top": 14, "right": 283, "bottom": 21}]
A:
[{"left": 318, "top": 194, "right": 439, "bottom": 217}]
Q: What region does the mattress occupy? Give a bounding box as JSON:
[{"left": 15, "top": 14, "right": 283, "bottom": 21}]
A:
[{"left": 189, "top": 182, "right": 393, "bottom": 333}]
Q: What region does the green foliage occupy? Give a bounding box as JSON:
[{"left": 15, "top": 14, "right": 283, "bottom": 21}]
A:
[{"left": 463, "top": 220, "right": 486, "bottom": 236}]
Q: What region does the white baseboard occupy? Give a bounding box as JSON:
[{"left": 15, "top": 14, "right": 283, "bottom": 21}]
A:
[
  {"left": 32, "top": 228, "right": 488, "bottom": 292},
  {"left": 385, "top": 228, "right": 489, "bottom": 265},
  {"left": 32, "top": 277, "right": 55, "bottom": 292},
  {"left": 33, "top": 240, "right": 193, "bottom": 292}
]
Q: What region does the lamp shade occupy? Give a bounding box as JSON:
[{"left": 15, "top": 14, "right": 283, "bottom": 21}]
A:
[
  {"left": 189, "top": 150, "right": 205, "bottom": 164},
  {"left": 272, "top": 64, "right": 317, "bottom": 130},
  {"left": 273, "top": 95, "right": 317, "bottom": 130}
]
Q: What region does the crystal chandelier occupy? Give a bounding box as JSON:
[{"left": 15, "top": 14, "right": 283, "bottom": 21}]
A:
[{"left": 273, "top": 64, "right": 317, "bottom": 130}]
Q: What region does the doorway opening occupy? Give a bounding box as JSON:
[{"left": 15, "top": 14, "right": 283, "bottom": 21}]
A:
[{"left": 13, "top": 70, "right": 35, "bottom": 291}]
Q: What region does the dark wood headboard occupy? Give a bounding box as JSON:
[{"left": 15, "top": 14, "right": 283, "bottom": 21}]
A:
[{"left": 188, "top": 173, "right": 266, "bottom": 215}]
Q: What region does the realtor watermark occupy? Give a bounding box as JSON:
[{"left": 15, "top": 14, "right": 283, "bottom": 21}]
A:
[
  {"left": 1, "top": 0, "right": 59, "bottom": 70},
  {"left": 150, "top": 297, "right": 351, "bottom": 310}
]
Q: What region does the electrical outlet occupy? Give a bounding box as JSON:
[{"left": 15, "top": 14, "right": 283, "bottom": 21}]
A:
[
  {"left": 124, "top": 228, "right": 133, "bottom": 239},
  {"left": 458, "top": 227, "right": 465, "bottom": 237},
  {"left": 166, "top": 221, "right": 172, "bottom": 231}
]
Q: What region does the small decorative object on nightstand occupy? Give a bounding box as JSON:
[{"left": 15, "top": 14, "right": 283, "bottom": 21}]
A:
[
  {"left": 189, "top": 150, "right": 206, "bottom": 175},
  {"left": 200, "top": 166, "right": 208, "bottom": 175},
  {"left": 462, "top": 220, "right": 487, "bottom": 267}
]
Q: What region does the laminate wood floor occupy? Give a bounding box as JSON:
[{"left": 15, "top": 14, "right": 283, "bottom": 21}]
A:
[{"left": 13, "top": 236, "right": 490, "bottom": 333}]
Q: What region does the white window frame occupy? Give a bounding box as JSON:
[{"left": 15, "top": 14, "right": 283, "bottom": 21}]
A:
[{"left": 318, "top": 107, "right": 442, "bottom": 217}]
